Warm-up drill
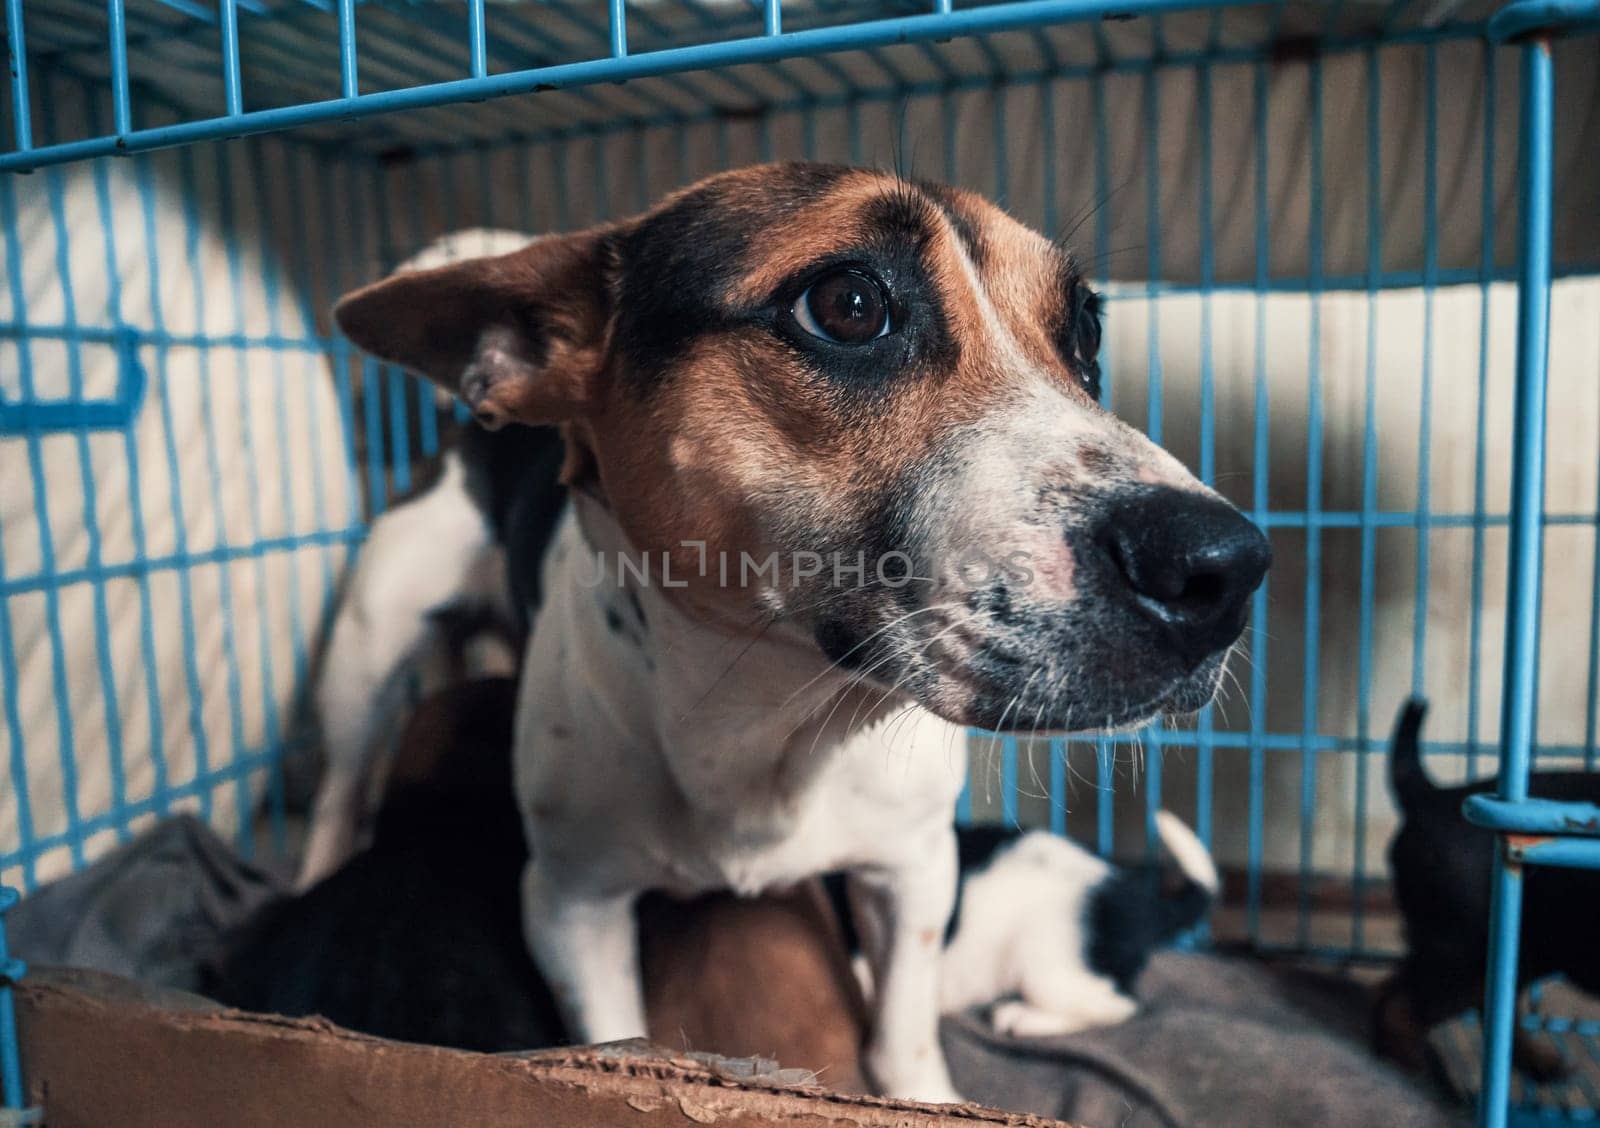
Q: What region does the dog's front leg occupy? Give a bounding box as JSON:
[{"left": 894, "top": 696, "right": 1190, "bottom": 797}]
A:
[
  {"left": 851, "top": 830, "right": 963, "bottom": 1104},
  {"left": 521, "top": 861, "right": 647, "bottom": 1043}
]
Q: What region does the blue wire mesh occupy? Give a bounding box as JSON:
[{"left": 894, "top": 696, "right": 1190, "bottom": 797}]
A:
[
  {"left": 0, "top": 887, "right": 22, "bottom": 1111},
  {"left": 3, "top": 0, "right": 1600, "bottom": 1122}
]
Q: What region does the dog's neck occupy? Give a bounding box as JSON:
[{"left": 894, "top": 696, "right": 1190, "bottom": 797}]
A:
[{"left": 555, "top": 494, "right": 918, "bottom": 830}]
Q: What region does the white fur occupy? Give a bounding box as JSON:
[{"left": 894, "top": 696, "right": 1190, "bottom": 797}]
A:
[
  {"left": 394, "top": 229, "right": 534, "bottom": 270},
  {"left": 939, "top": 831, "right": 1118, "bottom": 1034},
  {"left": 515, "top": 498, "right": 968, "bottom": 1101},
  {"left": 1153, "top": 810, "right": 1219, "bottom": 896}
]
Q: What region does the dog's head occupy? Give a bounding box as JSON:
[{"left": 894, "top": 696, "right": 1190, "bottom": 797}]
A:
[{"left": 336, "top": 162, "right": 1269, "bottom": 732}]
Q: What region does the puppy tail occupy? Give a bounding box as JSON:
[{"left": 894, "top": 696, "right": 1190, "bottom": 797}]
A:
[
  {"left": 1153, "top": 811, "right": 1219, "bottom": 897},
  {"left": 1152, "top": 811, "right": 1218, "bottom": 941},
  {"left": 1389, "top": 697, "right": 1434, "bottom": 810}
]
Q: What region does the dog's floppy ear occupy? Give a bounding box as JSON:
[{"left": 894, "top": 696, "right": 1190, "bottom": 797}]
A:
[{"left": 334, "top": 229, "right": 614, "bottom": 429}]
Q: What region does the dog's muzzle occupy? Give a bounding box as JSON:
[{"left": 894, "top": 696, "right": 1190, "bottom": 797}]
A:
[{"left": 1090, "top": 487, "right": 1271, "bottom": 670}]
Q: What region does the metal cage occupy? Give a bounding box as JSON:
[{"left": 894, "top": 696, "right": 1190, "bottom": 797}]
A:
[{"left": 3, "top": 0, "right": 1599, "bottom": 1124}]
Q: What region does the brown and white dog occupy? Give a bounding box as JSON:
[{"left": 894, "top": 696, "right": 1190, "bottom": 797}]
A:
[{"left": 306, "top": 163, "right": 1270, "bottom": 1102}]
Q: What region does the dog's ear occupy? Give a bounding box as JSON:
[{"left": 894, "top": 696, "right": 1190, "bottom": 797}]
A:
[{"left": 334, "top": 229, "right": 614, "bottom": 429}]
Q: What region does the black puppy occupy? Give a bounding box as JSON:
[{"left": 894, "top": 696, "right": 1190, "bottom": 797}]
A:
[
  {"left": 208, "top": 677, "right": 566, "bottom": 1052},
  {"left": 1376, "top": 698, "right": 1600, "bottom": 1081}
]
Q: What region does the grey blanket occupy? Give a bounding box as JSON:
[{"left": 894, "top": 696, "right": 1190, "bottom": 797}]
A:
[
  {"left": 7, "top": 816, "right": 284, "bottom": 993},
  {"left": 945, "top": 954, "right": 1466, "bottom": 1127},
  {"left": 10, "top": 817, "right": 1462, "bottom": 1127}
]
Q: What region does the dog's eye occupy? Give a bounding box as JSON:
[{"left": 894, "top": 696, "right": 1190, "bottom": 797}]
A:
[
  {"left": 1074, "top": 289, "right": 1102, "bottom": 366},
  {"left": 1061, "top": 282, "right": 1103, "bottom": 395},
  {"left": 792, "top": 270, "right": 891, "bottom": 345}
]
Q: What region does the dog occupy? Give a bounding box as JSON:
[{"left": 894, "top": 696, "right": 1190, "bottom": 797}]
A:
[
  {"left": 832, "top": 812, "right": 1219, "bottom": 1040},
  {"left": 940, "top": 812, "right": 1219, "bottom": 1039},
  {"left": 316, "top": 162, "right": 1271, "bottom": 1100},
  {"left": 1376, "top": 698, "right": 1600, "bottom": 1082},
  {"left": 218, "top": 678, "right": 872, "bottom": 1090}
]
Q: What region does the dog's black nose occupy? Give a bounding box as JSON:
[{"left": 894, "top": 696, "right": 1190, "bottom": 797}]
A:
[{"left": 1096, "top": 488, "right": 1271, "bottom": 664}]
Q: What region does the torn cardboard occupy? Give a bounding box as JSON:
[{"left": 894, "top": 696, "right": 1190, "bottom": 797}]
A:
[{"left": 17, "top": 969, "right": 1074, "bottom": 1128}]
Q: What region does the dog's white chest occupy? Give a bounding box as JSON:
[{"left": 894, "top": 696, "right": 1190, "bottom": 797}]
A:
[
  {"left": 667, "top": 712, "right": 966, "bottom": 895},
  {"left": 512, "top": 512, "right": 967, "bottom": 899}
]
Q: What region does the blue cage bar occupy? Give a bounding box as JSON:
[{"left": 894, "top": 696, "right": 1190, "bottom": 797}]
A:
[{"left": 1472, "top": 11, "right": 1599, "bottom": 1125}]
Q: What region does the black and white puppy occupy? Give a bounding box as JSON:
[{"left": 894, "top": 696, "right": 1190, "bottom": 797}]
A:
[
  {"left": 1377, "top": 698, "right": 1600, "bottom": 1080},
  {"left": 837, "top": 811, "right": 1218, "bottom": 1038}
]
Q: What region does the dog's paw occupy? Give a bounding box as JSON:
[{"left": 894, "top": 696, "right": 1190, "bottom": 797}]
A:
[
  {"left": 991, "top": 1000, "right": 1081, "bottom": 1039},
  {"left": 865, "top": 1048, "right": 964, "bottom": 1105},
  {"left": 990, "top": 993, "right": 1138, "bottom": 1039},
  {"left": 897, "top": 1076, "right": 967, "bottom": 1106},
  {"left": 1083, "top": 991, "right": 1139, "bottom": 1027}
]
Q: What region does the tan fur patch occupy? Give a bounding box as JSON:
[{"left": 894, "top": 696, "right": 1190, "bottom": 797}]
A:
[
  {"left": 571, "top": 167, "right": 1119, "bottom": 623},
  {"left": 339, "top": 164, "right": 1154, "bottom": 630},
  {"left": 726, "top": 171, "right": 920, "bottom": 303}
]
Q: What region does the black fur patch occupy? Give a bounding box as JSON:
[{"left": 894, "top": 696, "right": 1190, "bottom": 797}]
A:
[
  {"left": 1084, "top": 864, "right": 1210, "bottom": 994},
  {"left": 814, "top": 617, "right": 866, "bottom": 670},
  {"left": 919, "top": 181, "right": 987, "bottom": 271},
  {"left": 616, "top": 165, "right": 960, "bottom": 406},
  {"left": 1385, "top": 700, "right": 1600, "bottom": 1040},
  {"left": 614, "top": 163, "right": 854, "bottom": 389},
  {"left": 459, "top": 423, "right": 569, "bottom": 631},
  {"left": 976, "top": 581, "right": 1025, "bottom": 628},
  {"left": 602, "top": 595, "right": 647, "bottom": 650},
  {"left": 206, "top": 680, "right": 566, "bottom": 1053}
]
